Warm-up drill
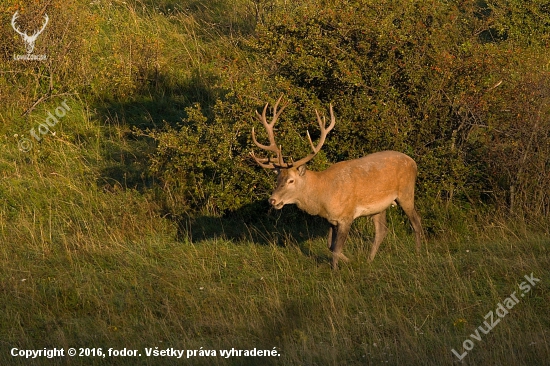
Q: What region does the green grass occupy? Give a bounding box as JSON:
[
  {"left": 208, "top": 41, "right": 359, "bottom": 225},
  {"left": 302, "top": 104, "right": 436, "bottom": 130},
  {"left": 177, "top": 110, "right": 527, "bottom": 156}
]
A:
[
  {"left": 1, "top": 0, "right": 549, "bottom": 365},
  {"left": 1, "top": 193, "right": 549, "bottom": 365}
]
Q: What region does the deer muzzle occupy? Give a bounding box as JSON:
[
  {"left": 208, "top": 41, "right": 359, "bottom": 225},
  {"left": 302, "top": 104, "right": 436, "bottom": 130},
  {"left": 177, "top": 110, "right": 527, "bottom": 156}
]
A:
[{"left": 269, "top": 197, "right": 284, "bottom": 209}]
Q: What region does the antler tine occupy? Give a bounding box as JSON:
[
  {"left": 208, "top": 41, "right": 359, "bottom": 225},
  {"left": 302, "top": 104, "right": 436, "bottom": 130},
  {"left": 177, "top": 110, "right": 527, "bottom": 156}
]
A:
[
  {"left": 291, "top": 104, "right": 336, "bottom": 167},
  {"left": 251, "top": 95, "right": 288, "bottom": 169},
  {"left": 250, "top": 151, "right": 276, "bottom": 169},
  {"left": 312, "top": 103, "right": 335, "bottom": 153},
  {"left": 251, "top": 125, "right": 277, "bottom": 153},
  {"left": 270, "top": 95, "right": 286, "bottom": 122}
]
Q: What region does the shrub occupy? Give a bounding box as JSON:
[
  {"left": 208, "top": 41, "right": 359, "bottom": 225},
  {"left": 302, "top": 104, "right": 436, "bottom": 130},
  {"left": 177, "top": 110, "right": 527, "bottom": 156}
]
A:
[{"left": 136, "top": 0, "right": 550, "bottom": 224}]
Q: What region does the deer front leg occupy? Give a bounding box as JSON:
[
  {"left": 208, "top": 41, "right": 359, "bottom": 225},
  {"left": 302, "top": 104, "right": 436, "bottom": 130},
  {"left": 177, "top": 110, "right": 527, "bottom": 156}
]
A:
[{"left": 330, "top": 221, "right": 351, "bottom": 269}]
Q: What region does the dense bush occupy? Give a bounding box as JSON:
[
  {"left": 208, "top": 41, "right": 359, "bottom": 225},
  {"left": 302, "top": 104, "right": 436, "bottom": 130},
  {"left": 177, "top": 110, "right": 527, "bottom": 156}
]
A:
[
  {"left": 3, "top": 0, "right": 547, "bottom": 223},
  {"left": 147, "top": 0, "right": 549, "bottom": 221}
]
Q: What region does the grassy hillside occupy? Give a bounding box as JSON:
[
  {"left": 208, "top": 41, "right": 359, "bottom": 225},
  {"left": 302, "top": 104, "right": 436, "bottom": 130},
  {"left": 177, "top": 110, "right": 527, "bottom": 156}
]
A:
[
  {"left": 1, "top": 0, "right": 549, "bottom": 365},
  {"left": 1, "top": 222, "right": 549, "bottom": 365}
]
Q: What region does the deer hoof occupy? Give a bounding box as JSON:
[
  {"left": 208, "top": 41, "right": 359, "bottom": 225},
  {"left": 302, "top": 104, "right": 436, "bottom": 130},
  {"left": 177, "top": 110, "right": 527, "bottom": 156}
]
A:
[
  {"left": 332, "top": 252, "right": 349, "bottom": 262},
  {"left": 338, "top": 253, "right": 350, "bottom": 262}
]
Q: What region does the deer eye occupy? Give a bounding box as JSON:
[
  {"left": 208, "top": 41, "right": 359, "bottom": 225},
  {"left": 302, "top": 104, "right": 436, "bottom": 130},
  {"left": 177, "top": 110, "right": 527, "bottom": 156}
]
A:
[{"left": 287, "top": 179, "right": 295, "bottom": 184}]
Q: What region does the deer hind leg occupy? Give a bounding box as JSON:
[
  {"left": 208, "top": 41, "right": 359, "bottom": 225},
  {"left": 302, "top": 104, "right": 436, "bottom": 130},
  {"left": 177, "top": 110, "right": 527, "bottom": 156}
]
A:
[
  {"left": 369, "top": 210, "right": 388, "bottom": 262},
  {"left": 330, "top": 221, "right": 351, "bottom": 269},
  {"left": 396, "top": 194, "right": 423, "bottom": 253}
]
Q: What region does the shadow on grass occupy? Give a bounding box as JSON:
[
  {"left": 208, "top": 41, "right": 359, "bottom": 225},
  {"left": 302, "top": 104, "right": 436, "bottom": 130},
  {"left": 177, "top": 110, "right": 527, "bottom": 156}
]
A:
[
  {"left": 92, "top": 68, "right": 223, "bottom": 191},
  {"left": 180, "top": 203, "right": 420, "bottom": 266},
  {"left": 173, "top": 200, "right": 329, "bottom": 251}
]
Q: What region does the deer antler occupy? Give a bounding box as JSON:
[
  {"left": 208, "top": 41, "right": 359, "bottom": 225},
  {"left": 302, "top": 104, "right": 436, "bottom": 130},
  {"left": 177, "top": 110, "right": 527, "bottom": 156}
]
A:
[
  {"left": 250, "top": 95, "right": 288, "bottom": 169},
  {"left": 290, "top": 104, "right": 336, "bottom": 167},
  {"left": 251, "top": 99, "right": 336, "bottom": 169}
]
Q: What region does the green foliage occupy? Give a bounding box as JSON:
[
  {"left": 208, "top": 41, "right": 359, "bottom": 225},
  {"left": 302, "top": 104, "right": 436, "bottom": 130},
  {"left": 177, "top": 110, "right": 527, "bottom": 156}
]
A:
[
  {"left": 1, "top": 2, "right": 549, "bottom": 365},
  {"left": 488, "top": 0, "right": 550, "bottom": 46},
  {"left": 3, "top": 0, "right": 547, "bottom": 221},
  {"left": 146, "top": 102, "right": 267, "bottom": 214},
  {"left": 146, "top": 0, "right": 550, "bottom": 221}
]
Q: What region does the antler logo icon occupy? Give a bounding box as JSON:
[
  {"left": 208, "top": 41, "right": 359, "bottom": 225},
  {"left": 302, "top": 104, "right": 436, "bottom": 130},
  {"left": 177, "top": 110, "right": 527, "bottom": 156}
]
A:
[{"left": 11, "top": 11, "right": 49, "bottom": 54}]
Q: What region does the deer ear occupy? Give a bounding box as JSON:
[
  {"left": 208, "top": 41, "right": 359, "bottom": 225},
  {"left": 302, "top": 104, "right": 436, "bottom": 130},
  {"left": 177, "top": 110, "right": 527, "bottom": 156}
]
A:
[{"left": 297, "top": 165, "right": 307, "bottom": 176}]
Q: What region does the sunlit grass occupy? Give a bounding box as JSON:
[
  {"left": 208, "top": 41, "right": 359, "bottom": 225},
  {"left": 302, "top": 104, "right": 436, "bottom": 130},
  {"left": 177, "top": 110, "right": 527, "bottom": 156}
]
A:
[
  {"left": 1, "top": 1, "right": 549, "bottom": 365},
  {"left": 1, "top": 175, "right": 549, "bottom": 365}
]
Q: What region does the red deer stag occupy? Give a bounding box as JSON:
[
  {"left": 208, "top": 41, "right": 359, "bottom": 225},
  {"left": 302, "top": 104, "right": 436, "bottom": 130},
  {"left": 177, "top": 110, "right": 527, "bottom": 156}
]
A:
[{"left": 251, "top": 97, "right": 423, "bottom": 268}]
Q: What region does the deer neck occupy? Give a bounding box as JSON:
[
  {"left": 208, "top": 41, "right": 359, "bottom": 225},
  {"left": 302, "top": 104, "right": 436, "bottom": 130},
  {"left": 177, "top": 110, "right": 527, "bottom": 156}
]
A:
[{"left": 295, "top": 170, "right": 326, "bottom": 217}]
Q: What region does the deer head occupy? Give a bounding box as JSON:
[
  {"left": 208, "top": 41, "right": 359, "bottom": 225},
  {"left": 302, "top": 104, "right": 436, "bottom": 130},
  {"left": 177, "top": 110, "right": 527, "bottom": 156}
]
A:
[
  {"left": 11, "top": 11, "right": 49, "bottom": 54},
  {"left": 250, "top": 97, "right": 335, "bottom": 209}
]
